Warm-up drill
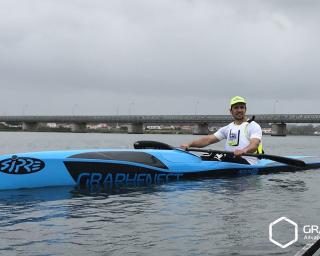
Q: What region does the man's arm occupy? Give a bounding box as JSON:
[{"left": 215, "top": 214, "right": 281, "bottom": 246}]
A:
[
  {"left": 234, "top": 121, "right": 262, "bottom": 157},
  {"left": 180, "top": 135, "right": 220, "bottom": 150},
  {"left": 234, "top": 138, "right": 260, "bottom": 156}
]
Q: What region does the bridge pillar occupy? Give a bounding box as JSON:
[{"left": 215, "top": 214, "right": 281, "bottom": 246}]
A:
[
  {"left": 128, "top": 123, "right": 143, "bottom": 134},
  {"left": 193, "top": 123, "right": 209, "bottom": 135},
  {"left": 22, "top": 122, "right": 39, "bottom": 131},
  {"left": 271, "top": 123, "right": 287, "bottom": 136},
  {"left": 71, "top": 123, "right": 87, "bottom": 133}
]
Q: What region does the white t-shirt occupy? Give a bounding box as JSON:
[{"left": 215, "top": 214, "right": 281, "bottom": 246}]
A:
[{"left": 214, "top": 121, "right": 262, "bottom": 164}]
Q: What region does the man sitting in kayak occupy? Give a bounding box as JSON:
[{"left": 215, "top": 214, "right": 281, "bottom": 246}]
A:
[{"left": 180, "top": 96, "right": 263, "bottom": 165}]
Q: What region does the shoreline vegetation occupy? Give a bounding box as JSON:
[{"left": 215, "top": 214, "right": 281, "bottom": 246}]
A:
[{"left": 0, "top": 123, "right": 320, "bottom": 135}]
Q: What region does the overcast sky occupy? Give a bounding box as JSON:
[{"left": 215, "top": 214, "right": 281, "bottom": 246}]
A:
[{"left": 1, "top": 0, "right": 319, "bottom": 115}]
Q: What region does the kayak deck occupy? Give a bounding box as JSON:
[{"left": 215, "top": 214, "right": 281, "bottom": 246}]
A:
[{"left": 0, "top": 149, "right": 320, "bottom": 190}]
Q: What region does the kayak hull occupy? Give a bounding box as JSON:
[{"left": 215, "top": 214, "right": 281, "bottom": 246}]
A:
[{"left": 0, "top": 149, "right": 319, "bottom": 190}]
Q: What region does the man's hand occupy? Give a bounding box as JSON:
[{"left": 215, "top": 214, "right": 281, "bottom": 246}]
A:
[
  {"left": 180, "top": 144, "right": 190, "bottom": 150},
  {"left": 234, "top": 149, "right": 247, "bottom": 157}
]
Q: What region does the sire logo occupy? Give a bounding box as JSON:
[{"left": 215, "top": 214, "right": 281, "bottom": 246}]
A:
[{"left": 0, "top": 156, "right": 45, "bottom": 174}]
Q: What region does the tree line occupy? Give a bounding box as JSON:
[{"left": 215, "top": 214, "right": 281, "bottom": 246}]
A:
[{"left": 287, "top": 124, "right": 320, "bottom": 135}]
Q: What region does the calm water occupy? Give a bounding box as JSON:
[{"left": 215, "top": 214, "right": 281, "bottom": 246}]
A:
[{"left": 0, "top": 132, "right": 320, "bottom": 256}]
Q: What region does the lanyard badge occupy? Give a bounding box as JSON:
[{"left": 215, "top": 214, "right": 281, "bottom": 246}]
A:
[{"left": 228, "top": 129, "right": 240, "bottom": 146}]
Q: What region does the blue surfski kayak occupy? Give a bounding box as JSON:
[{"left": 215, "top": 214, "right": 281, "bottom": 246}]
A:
[{"left": 0, "top": 142, "right": 320, "bottom": 190}]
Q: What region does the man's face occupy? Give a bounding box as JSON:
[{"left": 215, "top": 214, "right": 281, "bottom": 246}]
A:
[{"left": 230, "top": 103, "right": 246, "bottom": 121}]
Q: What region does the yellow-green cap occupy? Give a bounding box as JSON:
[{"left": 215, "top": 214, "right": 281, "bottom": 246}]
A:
[{"left": 230, "top": 96, "right": 246, "bottom": 107}]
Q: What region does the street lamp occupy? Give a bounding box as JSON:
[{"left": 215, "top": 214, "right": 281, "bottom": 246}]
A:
[
  {"left": 195, "top": 100, "right": 199, "bottom": 115},
  {"left": 273, "top": 100, "right": 279, "bottom": 114},
  {"left": 22, "top": 104, "right": 29, "bottom": 115},
  {"left": 128, "top": 102, "right": 135, "bottom": 115},
  {"left": 72, "top": 104, "right": 78, "bottom": 115},
  {"left": 116, "top": 106, "right": 120, "bottom": 128}
]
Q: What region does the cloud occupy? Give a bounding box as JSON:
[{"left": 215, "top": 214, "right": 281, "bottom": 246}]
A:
[{"left": 0, "top": 0, "right": 319, "bottom": 114}]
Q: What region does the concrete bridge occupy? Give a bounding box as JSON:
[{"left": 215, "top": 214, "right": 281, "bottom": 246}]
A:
[{"left": 1, "top": 114, "right": 320, "bottom": 135}]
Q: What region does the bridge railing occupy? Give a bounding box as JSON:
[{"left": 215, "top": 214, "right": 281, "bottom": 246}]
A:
[{"left": 1, "top": 114, "right": 320, "bottom": 124}]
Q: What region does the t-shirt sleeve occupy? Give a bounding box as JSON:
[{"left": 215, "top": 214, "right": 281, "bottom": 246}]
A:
[
  {"left": 214, "top": 125, "right": 228, "bottom": 140},
  {"left": 248, "top": 122, "right": 262, "bottom": 140}
]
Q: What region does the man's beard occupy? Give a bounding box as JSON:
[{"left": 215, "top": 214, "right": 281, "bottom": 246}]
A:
[{"left": 234, "top": 113, "right": 245, "bottom": 121}]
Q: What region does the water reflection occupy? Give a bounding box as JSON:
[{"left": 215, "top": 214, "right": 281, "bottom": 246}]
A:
[
  {"left": 0, "top": 174, "right": 317, "bottom": 256},
  {"left": 268, "top": 178, "right": 307, "bottom": 192}
]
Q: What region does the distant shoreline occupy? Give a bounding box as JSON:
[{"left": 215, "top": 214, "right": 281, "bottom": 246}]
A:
[{"left": 0, "top": 126, "right": 319, "bottom": 136}]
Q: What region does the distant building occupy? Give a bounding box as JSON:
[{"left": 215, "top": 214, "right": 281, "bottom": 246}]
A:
[
  {"left": 146, "top": 125, "right": 161, "bottom": 130},
  {"left": 262, "top": 128, "right": 272, "bottom": 135},
  {"left": 47, "top": 123, "right": 57, "bottom": 128},
  {"left": 57, "top": 123, "right": 73, "bottom": 129},
  {"left": 87, "top": 123, "right": 109, "bottom": 129},
  {"left": 161, "top": 125, "right": 176, "bottom": 130}
]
